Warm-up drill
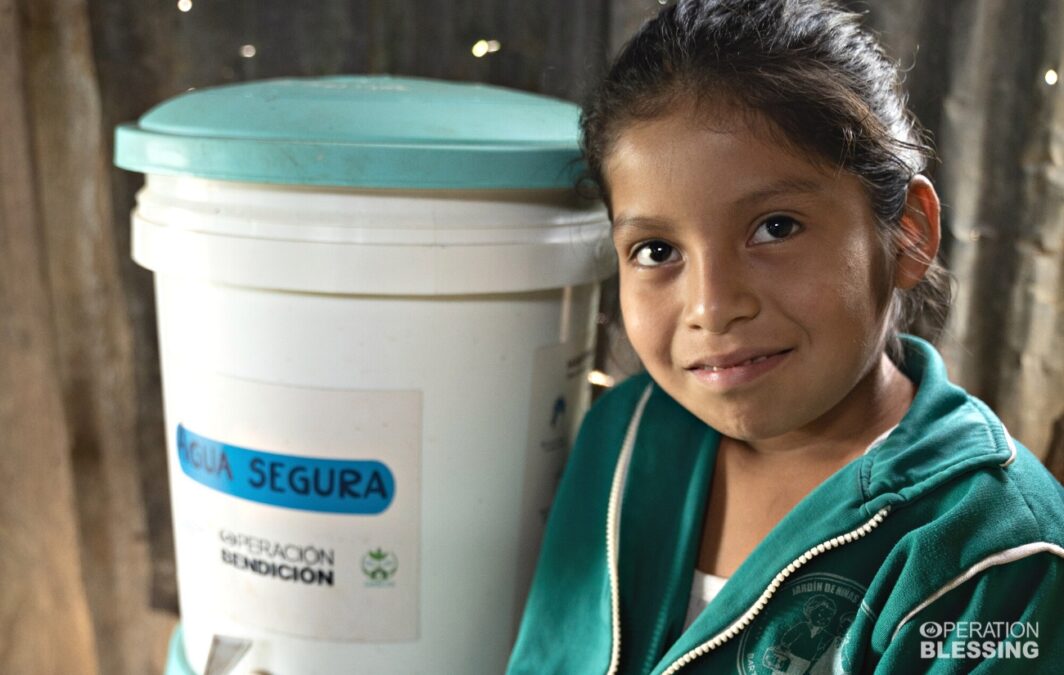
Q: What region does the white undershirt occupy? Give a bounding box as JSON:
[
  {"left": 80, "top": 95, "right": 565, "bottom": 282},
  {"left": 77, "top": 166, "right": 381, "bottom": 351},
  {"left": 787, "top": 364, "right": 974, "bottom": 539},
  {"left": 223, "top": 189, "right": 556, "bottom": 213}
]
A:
[
  {"left": 683, "top": 570, "right": 730, "bottom": 629},
  {"left": 681, "top": 425, "right": 898, "bottom": 631}
]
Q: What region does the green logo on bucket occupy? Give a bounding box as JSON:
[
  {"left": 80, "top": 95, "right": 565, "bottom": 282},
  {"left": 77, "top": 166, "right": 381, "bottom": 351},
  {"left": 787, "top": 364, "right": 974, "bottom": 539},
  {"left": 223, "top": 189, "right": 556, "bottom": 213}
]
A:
[
  {"left": 362, "top": 548, "right": 399, "bottom": 583},
  {"left": 176, "top": 424, "right": 395, "bottom": 514}
]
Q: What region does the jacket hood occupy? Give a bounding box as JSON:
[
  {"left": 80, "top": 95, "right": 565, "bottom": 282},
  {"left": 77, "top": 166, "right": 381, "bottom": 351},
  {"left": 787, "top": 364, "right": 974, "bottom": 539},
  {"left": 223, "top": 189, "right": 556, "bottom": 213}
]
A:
[{"left": 858, "top": 335, "right": 1015, "bottom": 511}]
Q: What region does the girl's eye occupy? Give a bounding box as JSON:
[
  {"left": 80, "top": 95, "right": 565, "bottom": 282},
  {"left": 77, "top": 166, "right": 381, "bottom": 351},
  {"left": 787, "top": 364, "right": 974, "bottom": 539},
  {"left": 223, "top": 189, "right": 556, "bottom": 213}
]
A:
[
  {"left": 632, "top": 240, "right": 678, "bottom": 267},
  {"left": 750, "top": 215, "right": 802, "bottom": 244}
]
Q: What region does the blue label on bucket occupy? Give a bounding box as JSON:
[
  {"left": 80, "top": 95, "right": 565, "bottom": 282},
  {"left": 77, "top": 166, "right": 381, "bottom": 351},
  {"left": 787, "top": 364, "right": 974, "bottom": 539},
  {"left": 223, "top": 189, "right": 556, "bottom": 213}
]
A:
[{"left": 176, "top": 424, "right": 394, "bottom": 514}]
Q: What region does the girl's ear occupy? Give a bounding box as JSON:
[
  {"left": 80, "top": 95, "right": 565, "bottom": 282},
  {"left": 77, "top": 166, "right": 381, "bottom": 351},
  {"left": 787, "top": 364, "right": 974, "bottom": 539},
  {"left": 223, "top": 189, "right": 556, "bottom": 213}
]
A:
[{"left": 894, "top": 175, "right": 942, "bottom": 290}]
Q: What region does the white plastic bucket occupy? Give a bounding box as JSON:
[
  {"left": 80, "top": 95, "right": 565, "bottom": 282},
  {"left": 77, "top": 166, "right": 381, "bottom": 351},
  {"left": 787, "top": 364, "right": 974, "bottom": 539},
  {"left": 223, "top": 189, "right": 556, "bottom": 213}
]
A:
[{"left": 133, "top": 173, "right": 611, "bottom": 673}]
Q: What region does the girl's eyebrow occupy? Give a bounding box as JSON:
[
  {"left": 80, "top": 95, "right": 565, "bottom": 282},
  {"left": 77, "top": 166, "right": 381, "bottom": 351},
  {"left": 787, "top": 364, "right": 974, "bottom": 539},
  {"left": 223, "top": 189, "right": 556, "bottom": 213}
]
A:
[
  {"left": 731, "top": 176, "right": 826, "bottom": 209},
  {"left": 612, "top": 177, "right": 826, "bottom": 233},
  {"left": 611, "top": 215, "right": 670, "bottom": 234}
]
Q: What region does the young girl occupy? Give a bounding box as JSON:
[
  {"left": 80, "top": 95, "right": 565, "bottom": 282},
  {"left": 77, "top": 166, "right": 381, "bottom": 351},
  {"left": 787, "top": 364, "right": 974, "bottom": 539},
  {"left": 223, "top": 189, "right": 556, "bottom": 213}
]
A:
[{"left": 508, "top": 1, "right": 1064, "bottom": 673}]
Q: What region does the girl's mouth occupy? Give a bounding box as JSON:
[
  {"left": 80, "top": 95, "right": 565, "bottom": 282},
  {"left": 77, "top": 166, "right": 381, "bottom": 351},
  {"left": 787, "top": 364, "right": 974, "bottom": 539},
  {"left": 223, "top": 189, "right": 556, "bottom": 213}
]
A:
[
  {"left": 687, "top": 349, "right": 792, "bottom": 389},
  {"left": 700, "top": 352, "right": 778, "bottom": 370}
]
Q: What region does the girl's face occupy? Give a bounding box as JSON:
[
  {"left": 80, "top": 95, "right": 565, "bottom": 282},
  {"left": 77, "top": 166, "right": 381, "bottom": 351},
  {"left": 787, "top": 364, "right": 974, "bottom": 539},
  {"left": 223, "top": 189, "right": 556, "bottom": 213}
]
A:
[{"left": 606, "top": 107, "right": 896, "bottom": 444}]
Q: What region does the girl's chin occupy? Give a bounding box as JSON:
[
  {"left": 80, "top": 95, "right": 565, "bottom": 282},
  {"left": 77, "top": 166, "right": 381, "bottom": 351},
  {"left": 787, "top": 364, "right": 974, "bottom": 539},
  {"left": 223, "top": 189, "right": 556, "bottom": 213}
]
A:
[
  {"left": 689, "top": 409, "right": 800, "bottom": 442},
  {"left": 652, "top": 371, "right": 816, "bottom": 439},
  {"left": 684, "top": 393, "right": 822, "bottom": 441}
]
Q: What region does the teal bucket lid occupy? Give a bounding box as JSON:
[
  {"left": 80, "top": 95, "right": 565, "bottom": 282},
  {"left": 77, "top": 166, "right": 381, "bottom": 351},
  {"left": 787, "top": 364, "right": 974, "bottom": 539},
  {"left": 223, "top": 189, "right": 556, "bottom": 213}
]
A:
[{"left": 114, "top": 76, "right": 586, "bottom": 190}]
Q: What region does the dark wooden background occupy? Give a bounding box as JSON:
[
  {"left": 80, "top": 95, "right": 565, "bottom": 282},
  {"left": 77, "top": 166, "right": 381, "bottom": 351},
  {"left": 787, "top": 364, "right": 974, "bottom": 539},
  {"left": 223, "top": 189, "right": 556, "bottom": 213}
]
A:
[{"left": 2, "top": 0, "right": 1062, "bottom": 672}]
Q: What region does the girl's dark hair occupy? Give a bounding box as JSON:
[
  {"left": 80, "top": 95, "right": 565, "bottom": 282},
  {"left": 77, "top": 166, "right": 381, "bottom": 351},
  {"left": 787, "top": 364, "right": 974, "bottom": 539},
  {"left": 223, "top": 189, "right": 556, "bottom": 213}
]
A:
[{"left": 581, "top": 0, "right": 951, "bottom": 361}]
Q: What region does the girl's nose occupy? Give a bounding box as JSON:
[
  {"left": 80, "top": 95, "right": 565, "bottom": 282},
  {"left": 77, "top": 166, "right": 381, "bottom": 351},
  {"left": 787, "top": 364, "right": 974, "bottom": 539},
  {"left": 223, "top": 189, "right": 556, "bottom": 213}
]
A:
[{"left": 682, "top": 254, "right": 759, "bottom": 334}]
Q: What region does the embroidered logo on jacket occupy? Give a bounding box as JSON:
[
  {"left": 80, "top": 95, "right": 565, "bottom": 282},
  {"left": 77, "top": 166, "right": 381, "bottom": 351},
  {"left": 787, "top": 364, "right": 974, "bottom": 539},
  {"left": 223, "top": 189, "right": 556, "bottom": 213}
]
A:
[{"left": 738, "top": 572, "right": 868, "bottom": 675}]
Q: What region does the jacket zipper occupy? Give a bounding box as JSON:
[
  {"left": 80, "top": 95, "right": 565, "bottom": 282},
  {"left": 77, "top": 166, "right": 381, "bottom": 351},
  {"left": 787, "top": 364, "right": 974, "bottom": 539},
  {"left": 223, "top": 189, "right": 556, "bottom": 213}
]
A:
[
  {"left": 606, "top": 384, "right": 654, "bottom": 675},
  {"left": 658, "top": 506, "right": 891, "bottom": 674},
  {"left": 603, "top": 384, "right": 892, "bottom": 675}
]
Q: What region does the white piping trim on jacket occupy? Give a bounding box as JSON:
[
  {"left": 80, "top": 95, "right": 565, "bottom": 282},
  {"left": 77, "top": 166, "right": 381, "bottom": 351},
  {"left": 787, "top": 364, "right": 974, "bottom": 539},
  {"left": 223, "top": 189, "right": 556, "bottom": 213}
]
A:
[
  {"left": 890, "top": 541, "right": 1064, "bottom": 641},
  {"left": 661, "top": 507, "right": 892, "bottom": 674},
  {"left": 605, "top": 383, "right": 654, "bottom": 675},
  {"left": 1000, "top": 432, "right": 1018, "bottom": 467},
  {"left": 863, "top": 425, "right": 897, "bottom": 456}
]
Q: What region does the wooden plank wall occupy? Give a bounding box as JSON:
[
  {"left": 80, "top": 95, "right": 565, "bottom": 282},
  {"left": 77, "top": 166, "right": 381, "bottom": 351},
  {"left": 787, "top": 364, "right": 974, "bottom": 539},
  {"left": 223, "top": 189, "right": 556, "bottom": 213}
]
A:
[
  {"left": 5, "top": 0, "right": 177, "bottom": 672},
  {"left": 1, "top": 1, "right": 1061, "bottom": 673},
  {"left": 848, "top": 0, "right": 1064, "bottom": 470},
  {"left": 0, "top": 1, "right": 100, "bottom": 671}
]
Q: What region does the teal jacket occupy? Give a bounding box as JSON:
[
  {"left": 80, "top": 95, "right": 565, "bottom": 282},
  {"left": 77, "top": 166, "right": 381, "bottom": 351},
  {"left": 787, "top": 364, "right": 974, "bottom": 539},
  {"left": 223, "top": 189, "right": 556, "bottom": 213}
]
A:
[{"left": 508, "top": 337, "right": 1064, "bottom": 674}]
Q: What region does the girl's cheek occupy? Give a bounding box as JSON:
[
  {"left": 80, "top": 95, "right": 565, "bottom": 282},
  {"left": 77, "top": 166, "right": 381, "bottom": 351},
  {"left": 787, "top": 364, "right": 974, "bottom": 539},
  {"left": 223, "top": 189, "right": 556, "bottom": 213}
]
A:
[
  {"left": 622, "top": 282, "right": 676, "bottom": 351},
  {"left": 620, "top": 280, "right": 651, "bottom": 327}
]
